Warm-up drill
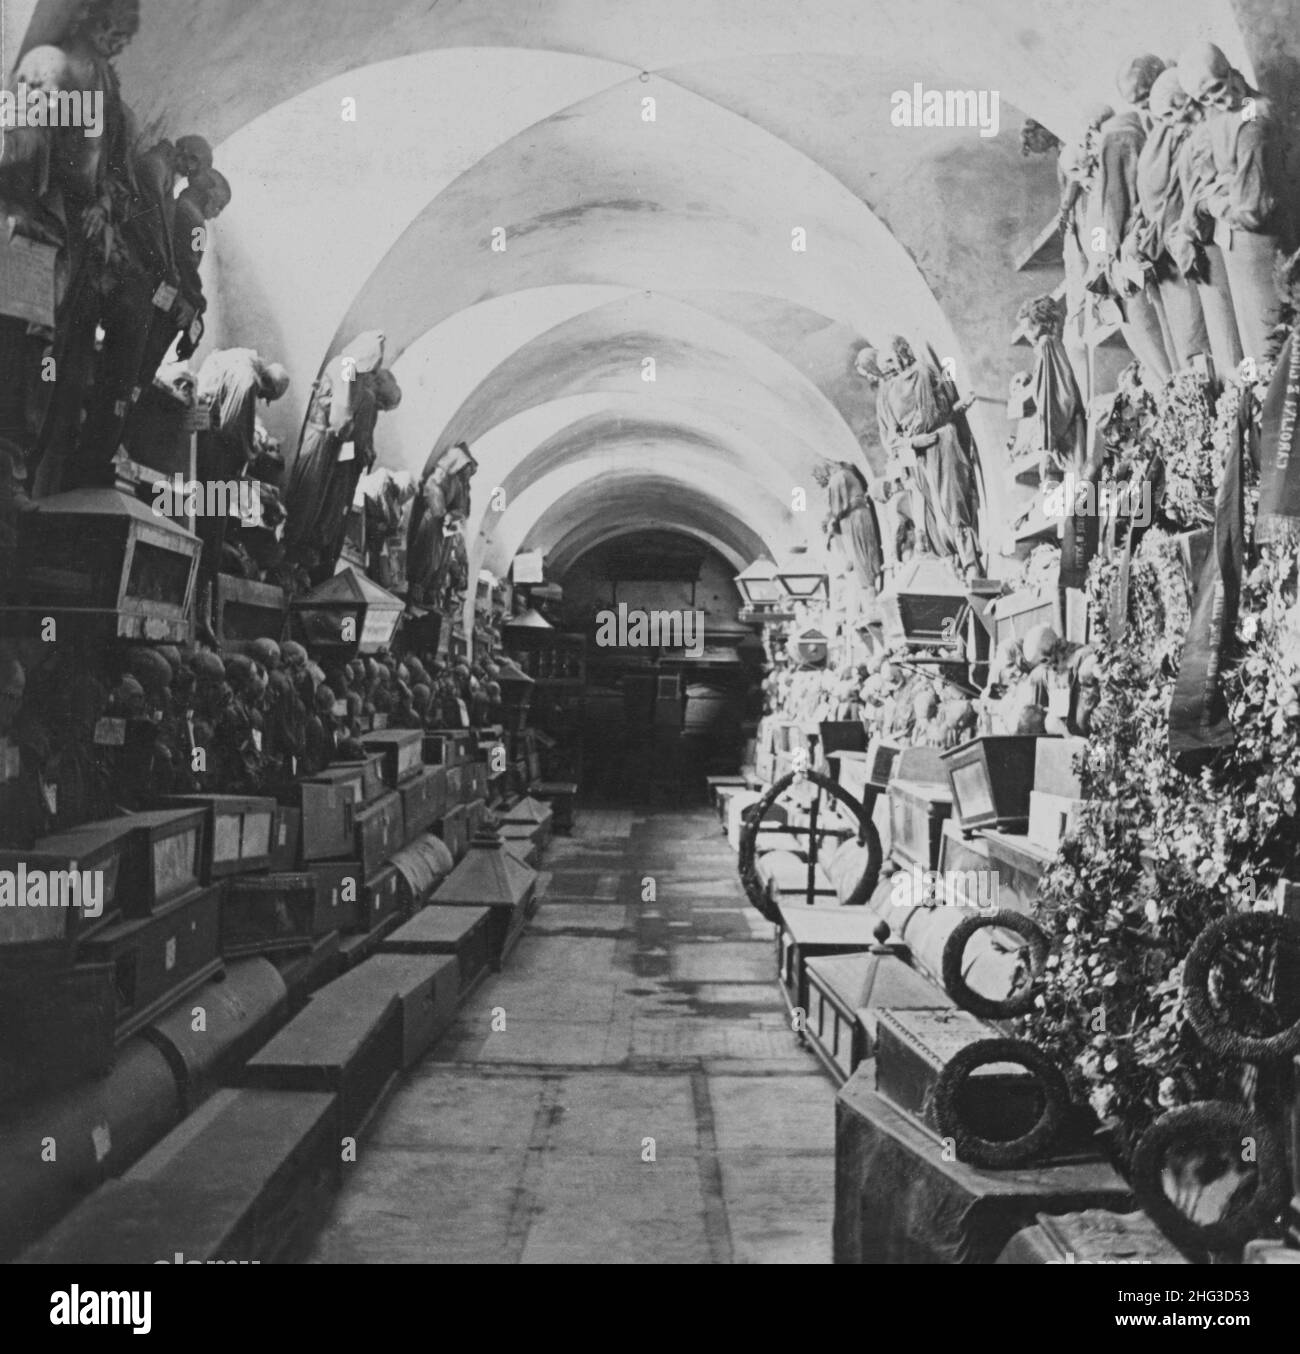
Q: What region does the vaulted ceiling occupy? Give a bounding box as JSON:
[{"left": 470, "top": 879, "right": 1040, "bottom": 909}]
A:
[{"left": 10, "top": 0, "right": 1264, "bottom": 596}]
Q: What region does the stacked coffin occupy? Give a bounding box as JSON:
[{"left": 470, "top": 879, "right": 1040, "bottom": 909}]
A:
[
  {"left": 0, "top": 807, "right": 223, "bottom": 1098},
  {"left": 497, "top": 794, "right": 553, "bottom": 852},
  {"left": 17, "top": 1088, "right": 341, "bottom": 1264}
]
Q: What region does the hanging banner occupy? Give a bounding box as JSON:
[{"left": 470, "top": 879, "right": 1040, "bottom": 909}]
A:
[
  {"left": 1257, "top": 332, "right": 1300, "bottom": 540},
  {"left": 1168, "top": 404, "right": 1248, "bottom": 765}
]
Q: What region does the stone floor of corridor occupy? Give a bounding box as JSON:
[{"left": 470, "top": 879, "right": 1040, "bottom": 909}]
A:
[{"left": 307, "top": 805, "right": 834, "bottom": 1264}]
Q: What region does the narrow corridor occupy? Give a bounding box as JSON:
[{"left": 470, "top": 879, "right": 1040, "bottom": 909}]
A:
[{"left": 307, "top": 807, "right": 835, "bottom": 1264}]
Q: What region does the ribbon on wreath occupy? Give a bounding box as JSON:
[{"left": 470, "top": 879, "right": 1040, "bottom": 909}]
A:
[
  {"left": 1256, "top": 332, "right": 1300, "bottom": 541},
  {"left": 1167, "top": 397, "right": 1251, "bottom": 765}
]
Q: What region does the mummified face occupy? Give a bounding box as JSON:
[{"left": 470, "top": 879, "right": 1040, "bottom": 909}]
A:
[{"left": 81, "top": 0, "right": 140, "bottom": 58}]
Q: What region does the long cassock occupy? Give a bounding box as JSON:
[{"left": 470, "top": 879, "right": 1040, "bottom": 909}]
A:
[
  {"left": 825, "top": 462, "right": 884, "bottom": 596},
  {"left": 876, "top": 354, "right": 982, "bottom": 573},
  {"left": 194, "top": 349, "right": 269, "bottom": 606},
  {"left": 1090, "top": 110, "right": 1173, "bottom": 385},
  {"left": 1187, "top": 89, "right": 1286, "bottom": 367},
  {"left": 1133, "top": 120, "right": 1211, "bottom": 367},
  {"left": 1031, "top": 329, "right": 1094, "bottom": 586},
  {"left": 284, "top": 330, "right": 385, "bottom": 571},
  {"left": 407, "top": 444, "right": 475, "bottom": 607}
]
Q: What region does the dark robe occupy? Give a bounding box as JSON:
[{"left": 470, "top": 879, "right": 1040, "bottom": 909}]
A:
[
  {"left": 826, "top": 462, "right": 884, "bottom": 595},
  {"left": 877, "top": 357, "right": 981, "bottom": 572}
]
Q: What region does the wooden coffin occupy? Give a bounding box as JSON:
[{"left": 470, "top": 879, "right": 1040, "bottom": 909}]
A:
[
  {"left": 888, "top": 779, "right": 953, "bottom": 871},
  {"left": 465, "top": 798, "right": 488, "bottom": 836},
  {"left": 777, "top": 905, "right": 886, "bottom": 1014},
  {"left": 271, "top": 930, "right": 342, "bottom": 1009},
  {"left": 243, "top": 974, "right": 403, "bottom": 1136},
  {"left": 388, "top": 835, "right": 454, "bottom": 912},
  {"left": 305, "top": 762, "right": 367, "bottom": 814},
  {"left": 75, "top": 883, "right": 224, "bottom": 1040},
  {"left": 303, "top": 860, "right": 363, "bottom": 933},
  {"left": 399, "top": 764, "right": 447, "bottom": 837},
  {"left": 435, "top": 804, "right": 468, "bottom": 863},
  {"left": 0, "top": 847, "right": 119, "bottom": 952},
  {"left": 336, "top": 953, "right": 459, "bottom": 1068},
  {"left": 979, "top": 829, "right": 1056, "bottom": 917},
  {"left": 267, "top": 805, "right": 301, "bottom": 872},
  {"left": 0, "top": 1035, "right": 181, "bottom": 1262},
  {"left": 35, "top": 1087, "right": 340, "bottom": 1264},
  {"left": 498, "top": 795, "right": 554, "bottom": 848},
  {"left": 379, "top": 904, "right": 493, "bottom": 992},
  {"left": 213, "top": 575, "right": 287, "bottom": 654},
  {"left": 464, "top": 760, "right": 489, "bottom": 801},
  {"left": 875, "top": 1008, "right": 1048, "bottom": 1141},
  {"left": 941, "top": 735, "right": 1039, "bottom": 834},
  {"left": 289, "top": 778, "right": 354, "bottom": 863},
  {"left": 353, "top": 791, "right": 404, "bottom": 877},
  {"left": 360, "top": 728, "right": 425, "bottom": 787},
  {"left": 529, "top": 781, "right": 577, "bottom": 833},
  {"left": 0, "top": 960, "right": 119, "bottom": 1101},
  {"left": 357, "top": 864, "right": 405, "bottom": 934},
  {"left": 1034, "top": 735, "right": 1087, "bottom": 798},
  {"left": 996, "top": 1210, "right": 1189, "bottom": 1265},
  {"left": 432, "top": 841, "right": 535, "bottom": 968},
  {"left": 160, "top": 794, "right": 277, "bottom": 880},
  {"left": 802, "top": 951, "right": 954, "bottom": 1087},
  {"left": 1027, "top": 790, "right": 1086, "bottom": 852},
  {"left": 29, "top": 817, "right": 138, "bottom": 925},
  {"left": 70, "top": 808, "right": 206, "bottom": 913},
  {"left": 141, "top": 957, "right": 288, "bottom": 1109},
  {"left": 423, "top": 730, "right": 474, "bottom": 766},
  {"left": 221, "top": 872, "right": 339, "bottom": 957}
]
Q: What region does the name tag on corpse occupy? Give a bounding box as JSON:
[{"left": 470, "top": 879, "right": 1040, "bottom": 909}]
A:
[
  {"left": 152, "top": 282, "right": 178, "bottom": 311},
  {"left": 94, "top": 717, "right": 127, "bottom": 746}
]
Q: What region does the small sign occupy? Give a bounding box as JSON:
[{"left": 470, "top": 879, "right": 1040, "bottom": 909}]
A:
[
  {"left": 372, "top": 712, "right": 388, "bottom": 730},
  {"left": 94, "top": 717, "right": 127, "bottom": 746},
  {"left": 164, "top": 936, "right": 177, "bottom": 971},
  {"left": 1047, "top": 686, "right": 1071, "bottom": 718},
  {"left": 152, "top": 282, "right": 178, "bottom": 311},
  {"left": 0, "top": 232, "right": 57, "bottom": 327},
  {"left": 512, "top": 550, "right": 544, "bottom": 585},
  {"left": 338, "top": 441, "right": 356, "bottom": 463},
  {"left": 251, "top": 728, "right": 263, "bottom": 752}
]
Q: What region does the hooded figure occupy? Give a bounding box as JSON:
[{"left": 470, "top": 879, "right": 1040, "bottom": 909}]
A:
[
  {"left": 284, "top": 331, "right": 401, "bottom": 579},
  {"left": 875, "top": 336, "right": 983, "bottom": 576},
  {"left": 407, "top": 442, "right": 477, "bottom": 607}
]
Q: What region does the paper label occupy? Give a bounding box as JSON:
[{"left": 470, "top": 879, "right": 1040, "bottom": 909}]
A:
[
  {"left": 164, "top": 936, "right": 176, "bottom": 971},
  {"left": 94, "top": 717, "right": 127, "bottom": 746},
  {"left": 0, "top": 233, "right": 57, "bottom": 327},
  {"left": 1048, "top": 687, "right": 1072, "bottom": 718},
  {"left": 338, "top": 441, "right": 356, "bottom": 463},
  {"left": 251, "top": 728, "right": 263, "bottom": 752},
  {"left": 332, "top": 700, "right": 347, "bottom": 718},
  {"left": 40, "top": 779, "right": 57, "bottom": 814},
  {"left": 189, "top": 319, "right": 203, "bottom": 344},
  {"left": 152, "top": 282, "right": 179, "bottom": 311},
  {"left": 457, "top": 700, "right": 470, "bottom": 726},
  {"left": 90, "top": 1123, "right": 112, "bottom": 1163},
  {"left": 0, "top": 739, "right": 19, "bottom": 782}
]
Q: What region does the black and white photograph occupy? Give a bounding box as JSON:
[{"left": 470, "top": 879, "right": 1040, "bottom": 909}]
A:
[{"left": 1, "top": 0, "right": 1300, "bottom": 1297}]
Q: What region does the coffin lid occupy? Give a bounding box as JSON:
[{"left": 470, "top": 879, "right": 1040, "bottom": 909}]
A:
[
  {"left": 884, "top": 556, "right": 968, "bottom": 599},
  {"left": 31, "top": 487, "right": 197, "bottom": 541},
  {"left": 495, "top": 656, "right": 535, "bottom": 688},
  {"left": 499, "top": 795, "right": 553, "bottom": 827},
  {"left": 435, "top": 824, "right": 536, "bottom": 906},
  {"left": 504, "top": 607, "right": 552, "bottom": 630},
  {"left": 295, "top": 565, "right": 403, "bottom": 611}
]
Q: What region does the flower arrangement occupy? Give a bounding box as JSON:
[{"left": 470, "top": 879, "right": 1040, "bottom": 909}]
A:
[{"left": 1018, "top": 363, "right": 1300, "bottom": 1164}]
